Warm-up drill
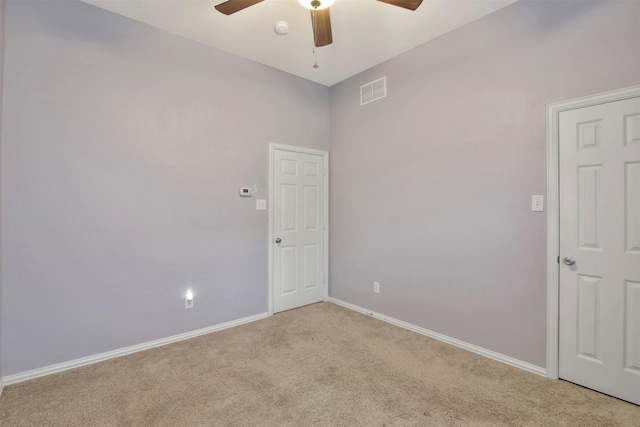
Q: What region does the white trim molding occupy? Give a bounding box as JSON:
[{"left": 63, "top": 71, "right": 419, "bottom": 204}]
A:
[
  {"left": 545, "top": 85, "right": 640, "bottom": 380},
  {"left": 2, "top": 312, "right": 269, "bottom": 386},
  {"left": 268, "top": 143, "right": 329, "bottom": 316},
  {"left": 329, "top": 298, "right": 546, "bottom": 377}
]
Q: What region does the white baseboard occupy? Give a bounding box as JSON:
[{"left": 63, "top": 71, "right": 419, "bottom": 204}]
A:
[
  {"left": 329, "top": 298, "right": 547, "bottom": 377},
  {"left": 3, "top": 300, "right": 546, "bottom": 386},
  {"left": 2, "top": 312, "right": 269, "bottom": 386}
]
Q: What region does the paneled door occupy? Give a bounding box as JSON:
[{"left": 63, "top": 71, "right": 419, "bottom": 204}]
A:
[
  {"left": 270, "top": 145, "right": 328, "bottom": 313},
  {"left": 559, "top": 96, "right": 640, "bottom": 405}
]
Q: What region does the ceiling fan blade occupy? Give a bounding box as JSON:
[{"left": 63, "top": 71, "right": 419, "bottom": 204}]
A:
[
  {"left": 311, "top": 8, "right": 333, "bottom": 47},
  {"left": 377, "top": 0, "right": 423, "bottom": 11},
  {"left": 215, "top": 0, "right": 264, "bottom": 15}
]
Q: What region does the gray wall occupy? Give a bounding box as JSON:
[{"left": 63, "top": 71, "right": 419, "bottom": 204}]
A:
[
  {"left": 0, "top": 0, "right": 5, "bottom": 386},
  {"left": 2, "top": 0, "right": 329, "bottom": 375},
  {"left": 329, "top": 0, "right": 640, "bottom": 368},
  {"left": 3, "top": 0, "right": 639, "bottom": 378}
]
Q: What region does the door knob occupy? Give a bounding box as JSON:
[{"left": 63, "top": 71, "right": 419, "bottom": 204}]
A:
[
  {"left": 275, "top": 238, "right": 281, "bottom": 244},
  {"left": 563, "top": 256, "right": 576, "bottom": 266}
]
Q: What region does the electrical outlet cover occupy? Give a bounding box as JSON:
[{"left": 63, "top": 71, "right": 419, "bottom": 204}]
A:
[{"left": 185, "top": 296, "right": 194, "bottom": 309}]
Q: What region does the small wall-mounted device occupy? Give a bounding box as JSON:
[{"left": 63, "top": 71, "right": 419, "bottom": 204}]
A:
[
  {"left": 531, "top": 195, "right": 544, "bottom": 212},
  {"left": 240, "top": 187, "right": 251, "bottom": 197},
  {"left": 185, "top": 289, "right": 194, "bottom": 310}
]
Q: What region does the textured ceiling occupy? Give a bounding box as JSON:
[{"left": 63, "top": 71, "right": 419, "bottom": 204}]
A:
[{"left": 81, "top": 0, "right": 518, "bottom": 86}]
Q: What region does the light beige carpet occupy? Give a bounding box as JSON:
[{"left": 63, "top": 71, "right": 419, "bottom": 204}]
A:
[{"left": 0, "top": 302, "right": 637, "bottom": 426}]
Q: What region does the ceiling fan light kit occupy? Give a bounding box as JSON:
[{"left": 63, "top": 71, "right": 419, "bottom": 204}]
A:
[{"left": 215, "top": 0, "right": 423, "bottom": 47}]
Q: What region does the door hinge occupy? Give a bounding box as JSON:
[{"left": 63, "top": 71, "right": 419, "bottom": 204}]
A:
[{"left": 557, "top": 256, "right": 560, "bottom": 264}]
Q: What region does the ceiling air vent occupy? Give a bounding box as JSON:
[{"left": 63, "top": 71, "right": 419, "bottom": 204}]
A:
[{"left": 360, "top": 77, "right": 386, "bottom": 106}]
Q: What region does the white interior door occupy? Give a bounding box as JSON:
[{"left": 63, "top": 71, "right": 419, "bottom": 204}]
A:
[
  {"left": 558, "top": 96, "right": 640, "bottom": 405},
  {"left": 271, "top": 145, "right": 327, "bottom": 313}
]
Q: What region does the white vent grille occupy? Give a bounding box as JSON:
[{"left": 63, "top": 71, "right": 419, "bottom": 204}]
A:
[{"left": 360, "top": 77, "right": 386, "bottom": 106}]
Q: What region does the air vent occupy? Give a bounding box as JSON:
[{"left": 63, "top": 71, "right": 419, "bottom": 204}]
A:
[{"left": 360, "top": 77, "right": 386, "bottom": 106}]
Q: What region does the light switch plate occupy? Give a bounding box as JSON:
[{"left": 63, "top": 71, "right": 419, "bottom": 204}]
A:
[
  {"left": 256, "top": 199, "right": 266, "bottom": 210},
  {"left": 531, "top": 195, "right": 544, "bottom": 212}
]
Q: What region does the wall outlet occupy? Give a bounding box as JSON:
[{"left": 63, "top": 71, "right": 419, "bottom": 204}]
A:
[
  {"left": 373, "top": 281, "right": 380, "bottom": 293},
  {"left": 185, "top": 292, "right": 194, "bottom": 309}
]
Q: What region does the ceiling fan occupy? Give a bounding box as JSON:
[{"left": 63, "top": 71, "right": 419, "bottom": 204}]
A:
[{"left": 214, "top": 0, "right": 423, "bottom": 48}]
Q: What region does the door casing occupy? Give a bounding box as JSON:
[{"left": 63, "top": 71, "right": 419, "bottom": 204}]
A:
[
  {"left": 268, "top": 143, "right": 329, "bottom": 316},
  {"left": 545, "top": 85, "right": 640, "bottom": 379}
]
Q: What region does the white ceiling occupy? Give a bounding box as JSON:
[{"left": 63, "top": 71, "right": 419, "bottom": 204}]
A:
[{"left": 80, "top": 0, "right": 518, "bottom": 87}]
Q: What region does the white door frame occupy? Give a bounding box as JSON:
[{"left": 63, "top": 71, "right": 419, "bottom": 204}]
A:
[
  {"left": 268, "top": 143, "right": 329, "bottom": 316},
  {"left": 545, "top": 85, "right": 640, "bottom": 379}
]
